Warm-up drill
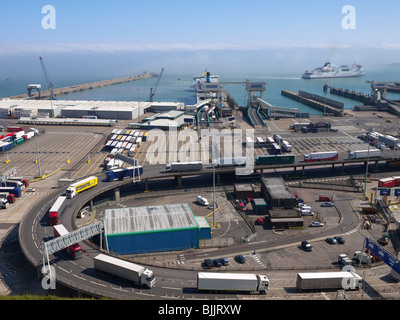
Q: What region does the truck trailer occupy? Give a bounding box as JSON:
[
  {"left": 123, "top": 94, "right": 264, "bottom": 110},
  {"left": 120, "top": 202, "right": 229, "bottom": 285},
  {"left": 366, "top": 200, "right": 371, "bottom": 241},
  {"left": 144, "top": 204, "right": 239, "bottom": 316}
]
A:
[
  {"left": 53, "top": 224, "right": 83, "bottom": 259},
  {"left": 66, "top": 176, "right": 98, "bottom": 199},
  {"left": 2, "top": 180, "right": 24, "bottom": 190},
  {"left": 296, "top": 271, "right": 362, "bottom": 291},
  {"left": 0, "top": 187, "right": 21, "bottom": 198},
  {"left": 348, "top": 149, "right": 381, "bottom": 160},
  {"left": 106, "top": 166, "right": 143, "bottom": 182},
  {"left": 197, "top": 272, "right": 269, "bottom": 294},
  {"left": 93, "top": 253, "right": 155, "bottom": 288},
  {"left": 216, "top": 157, "right": 246, "bottom": 167},
  {"left": 7, "top": 177, "right": 29, "bottom": 187},
  {"left": 304, "top": 151, "right": 338, "bottom": 162},
  {"left": 48, "top": 196, "right": 67, "bottom": 226},
  {"left": 165, "top": 161, "right": 203, "bottom": 172}
]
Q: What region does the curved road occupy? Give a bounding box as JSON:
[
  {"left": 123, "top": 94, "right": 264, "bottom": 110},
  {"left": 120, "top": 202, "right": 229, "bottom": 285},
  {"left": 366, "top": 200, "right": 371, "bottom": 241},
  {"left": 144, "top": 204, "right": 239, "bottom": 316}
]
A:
[{"left": 19, "top": 162, "right": 399, "bottom": 300}]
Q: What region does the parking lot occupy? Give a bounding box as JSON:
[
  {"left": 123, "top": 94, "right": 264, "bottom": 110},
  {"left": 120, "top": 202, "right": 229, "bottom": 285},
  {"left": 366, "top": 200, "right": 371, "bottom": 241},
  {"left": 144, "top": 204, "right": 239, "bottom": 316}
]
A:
[{"left": 0, "top": 126, "right": 106, "bottom": 179}]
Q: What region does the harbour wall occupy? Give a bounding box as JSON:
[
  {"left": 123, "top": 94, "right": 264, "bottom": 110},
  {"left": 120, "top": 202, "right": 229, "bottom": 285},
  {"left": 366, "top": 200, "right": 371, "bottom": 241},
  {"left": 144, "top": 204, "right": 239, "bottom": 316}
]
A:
[
  {"left": 7, "top": 72, "right": 156, "bottom": 100},
  {"left": 281, "top": 89, "right": 343, "bottom": 116}
]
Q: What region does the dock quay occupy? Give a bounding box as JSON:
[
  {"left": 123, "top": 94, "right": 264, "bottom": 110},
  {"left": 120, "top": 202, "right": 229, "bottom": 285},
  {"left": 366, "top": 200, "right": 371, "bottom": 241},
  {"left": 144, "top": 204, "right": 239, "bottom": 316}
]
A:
[
  {"left": 7, "top": 72, "right": 156, "bottom": 100},
  {"left": 281, "top": 89, "right": 343, "bottom": 116},
  {"left": 326, "top": 86, "right": 372, "bottom": 105}
]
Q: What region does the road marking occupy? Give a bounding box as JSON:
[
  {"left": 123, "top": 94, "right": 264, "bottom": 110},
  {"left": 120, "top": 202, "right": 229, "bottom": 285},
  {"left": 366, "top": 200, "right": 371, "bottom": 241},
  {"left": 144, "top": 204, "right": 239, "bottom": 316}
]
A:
[
  {"left": 73, "top": 273, "right": 86, "bottom": 280},
  {"left": 161, "top": 286, "right": 181, "bottom": 291},
  {"left": 91, "top": 280, "right": 107, "bottom": 287}
]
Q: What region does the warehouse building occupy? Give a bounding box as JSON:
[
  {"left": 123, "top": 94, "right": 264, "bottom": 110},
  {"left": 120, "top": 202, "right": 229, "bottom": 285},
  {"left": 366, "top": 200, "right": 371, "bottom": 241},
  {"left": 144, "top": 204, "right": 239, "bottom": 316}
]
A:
[
  {"left": 104, "top": 203, "right": 211, "bottom": 254},
  {"left": 269, "top": 208, "right": 304, "bottom": 229},
  {"left": 261, "top": 176, "right": 297, "bottom": 209}
]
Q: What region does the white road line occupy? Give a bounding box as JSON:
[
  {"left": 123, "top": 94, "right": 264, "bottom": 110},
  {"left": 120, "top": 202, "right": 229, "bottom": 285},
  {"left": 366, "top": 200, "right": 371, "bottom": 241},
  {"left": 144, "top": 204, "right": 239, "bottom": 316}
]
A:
[{"left": 90, "top": 280, "right": 107, "bottom": 287}]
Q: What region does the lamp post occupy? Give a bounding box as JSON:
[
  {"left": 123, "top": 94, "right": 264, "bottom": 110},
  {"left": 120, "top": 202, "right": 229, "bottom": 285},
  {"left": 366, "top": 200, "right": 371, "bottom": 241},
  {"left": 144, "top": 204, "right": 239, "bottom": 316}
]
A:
[{"left": 363, "top": 130, "right": 371, "bottom": 200}]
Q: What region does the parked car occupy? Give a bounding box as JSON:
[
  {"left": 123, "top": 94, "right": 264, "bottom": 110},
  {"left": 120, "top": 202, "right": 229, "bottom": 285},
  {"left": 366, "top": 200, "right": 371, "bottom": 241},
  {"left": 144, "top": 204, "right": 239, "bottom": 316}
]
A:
[
  {"left": 213, "top": 259, "right": 222, "bottom": 267},
  {"left": 203, "top": 259, "right": 213, "bottom": 269},
  {"left": 256, "top": 218, "right": 264, "bottom": 225},
  {"left": 297, "top": 198, "right": 304, "bottom": 203},
  {"left": 301, "top": 211, "right": 314, "bottom": 216},
  {"left": 321, "top": 202, "right": 334, "bottom": 207},
  {"left": 234, "top": 255, "right": 246, "bottom": 264},
  {"left": 334, "top": 236, "right": 346, "bottom": 244},
  {"left": 310, "top": 221, "right": 324, "bottom": 227},
  {"left": 326, "top": 237, "right": 337, "bottom": 244},
  {"left": 26, "top": 188, "right": 36, "bottom": 192},
  {"left": 219, "top": 257, "right": 229, "bottom": 266},
  {"left": 301, "top": 240, "right": 313, "bottom": 252}
]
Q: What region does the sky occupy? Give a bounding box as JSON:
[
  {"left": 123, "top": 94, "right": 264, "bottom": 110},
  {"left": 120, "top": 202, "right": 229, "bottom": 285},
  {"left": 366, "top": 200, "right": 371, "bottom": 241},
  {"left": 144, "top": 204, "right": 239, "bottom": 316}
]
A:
[{"left": 0, "top": 0, "right": 399, "bottom": 94}]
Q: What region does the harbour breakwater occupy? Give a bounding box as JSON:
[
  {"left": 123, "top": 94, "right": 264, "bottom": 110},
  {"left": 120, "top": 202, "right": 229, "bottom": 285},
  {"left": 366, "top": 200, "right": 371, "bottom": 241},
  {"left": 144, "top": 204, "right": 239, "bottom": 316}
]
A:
[{"left": 8, "top": 72, "right": 156, "bottom": 100}]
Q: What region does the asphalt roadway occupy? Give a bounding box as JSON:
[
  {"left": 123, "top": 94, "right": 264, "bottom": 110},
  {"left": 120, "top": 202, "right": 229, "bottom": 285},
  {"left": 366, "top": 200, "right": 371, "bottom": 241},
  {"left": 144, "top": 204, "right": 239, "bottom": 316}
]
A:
[{"left": 9, "top": 167, "right": 400, "bottom": 300}]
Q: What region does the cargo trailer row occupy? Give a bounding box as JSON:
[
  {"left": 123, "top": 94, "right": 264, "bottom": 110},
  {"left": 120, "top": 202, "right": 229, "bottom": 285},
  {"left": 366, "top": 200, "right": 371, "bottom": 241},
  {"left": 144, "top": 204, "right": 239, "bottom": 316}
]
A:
[{"left": 0, "top": 128, "right": 36, "bottom": 152}]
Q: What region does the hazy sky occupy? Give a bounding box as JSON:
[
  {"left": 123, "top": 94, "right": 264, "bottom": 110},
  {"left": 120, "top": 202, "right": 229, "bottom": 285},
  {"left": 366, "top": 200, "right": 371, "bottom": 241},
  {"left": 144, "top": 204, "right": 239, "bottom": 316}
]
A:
[{"left": 0, "top": 0, "right": 399, "bottom": 85}]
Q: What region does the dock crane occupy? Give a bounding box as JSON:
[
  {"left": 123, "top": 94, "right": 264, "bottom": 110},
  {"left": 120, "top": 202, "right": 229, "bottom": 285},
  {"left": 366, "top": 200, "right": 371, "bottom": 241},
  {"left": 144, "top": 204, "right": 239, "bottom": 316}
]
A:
[
  {"left": 148, "top": 67, "right": 164, "bottom": 102},
  {"left": 39, "top": 56, "right": 56, "bottom": 100}
]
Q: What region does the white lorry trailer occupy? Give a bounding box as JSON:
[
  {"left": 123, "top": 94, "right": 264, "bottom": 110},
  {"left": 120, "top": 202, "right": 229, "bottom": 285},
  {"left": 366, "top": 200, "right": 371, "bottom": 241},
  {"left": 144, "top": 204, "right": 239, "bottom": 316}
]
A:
[
  {"left": 93, "top": 254, "right": 155, "bottom": 288},
  {"left": 197, "top": 272, "right": 269, "bottom": 294},
  {"left": 348, "top": 149, "right": 381, "bottom": 160},
  {"left": 296, "top": 271, "right": 362, "bottom": 291},
  {"left": 166, "top": 161, "right": 203, "bottom": 172}
]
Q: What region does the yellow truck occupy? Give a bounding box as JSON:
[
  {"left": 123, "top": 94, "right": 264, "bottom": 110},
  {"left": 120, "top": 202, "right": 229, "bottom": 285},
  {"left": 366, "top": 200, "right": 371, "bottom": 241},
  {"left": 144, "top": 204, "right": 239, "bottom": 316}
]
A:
[{"left": 66, "top": 176, "right": 98, "bottom": 199}]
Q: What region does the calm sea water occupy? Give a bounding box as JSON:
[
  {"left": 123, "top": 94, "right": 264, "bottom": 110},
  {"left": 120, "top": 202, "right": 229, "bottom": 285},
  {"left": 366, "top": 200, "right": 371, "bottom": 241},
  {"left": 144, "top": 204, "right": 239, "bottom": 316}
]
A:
[{"left": 3, "top": 66, "right": 400, "bottom": 116}]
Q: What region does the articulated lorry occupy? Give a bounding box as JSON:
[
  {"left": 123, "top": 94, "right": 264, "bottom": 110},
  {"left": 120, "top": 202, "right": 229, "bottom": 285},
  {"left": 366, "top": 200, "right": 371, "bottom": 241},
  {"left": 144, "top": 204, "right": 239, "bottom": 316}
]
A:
[
  {"left": 93, "top": 253, "right": 155, "bottom": 288},
  {"left": 66, "top": 176, "right": 98, "bottom": 199},
  {"left": 0, "top": 187, "right": 21, "bottom": 198},
  {"left": 304, "top": 151, "right": 338, "bottom": 162},
  {"left": 348, "top": 149, "right": 381, "bottom": 160},
  {"left": 296, "top": 271, "right": 362, "bottom": 291},
  {"left": 0, "top": 192, "right": 15, "bottom": 203},
  {"left": 53, "top": 224, "right": 83, "bottom": 259},
  {"left": 48, "top": 196, "right": 67, "bottom": 226},
  {"left": 106, "top": 166, "right": 143, "bottom": 182},
  {"left": 7, "top": 177, "right": 29, "bottom": 187},
  {"left": 197, "top": 272, "right": 269, "bottom": 294},
  {"left": 1, "top": 180, "right": 24, "bottom": 190},
  {"left": 166, "top": 161, "right": 203, "bottom": 172}
]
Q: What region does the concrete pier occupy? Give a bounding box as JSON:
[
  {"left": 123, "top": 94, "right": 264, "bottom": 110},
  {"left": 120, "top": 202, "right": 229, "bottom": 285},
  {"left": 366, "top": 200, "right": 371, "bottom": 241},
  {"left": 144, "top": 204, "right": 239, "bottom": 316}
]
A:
[
  {"left": 281, "top": 89, "right": 343, "bottom": 116},
  {"left": 328, "top": 87, "right": 372, "bottom": 104},
  {"left": 7, "top": 72, "right": 156, "bottom": 100}
]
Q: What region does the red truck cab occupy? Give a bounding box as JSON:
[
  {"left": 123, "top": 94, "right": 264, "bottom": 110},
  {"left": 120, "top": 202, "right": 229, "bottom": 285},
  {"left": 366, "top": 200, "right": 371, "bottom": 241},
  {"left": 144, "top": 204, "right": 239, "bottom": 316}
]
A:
[{"left": 53, "top": 224, "right": 83, "bottom": 259}]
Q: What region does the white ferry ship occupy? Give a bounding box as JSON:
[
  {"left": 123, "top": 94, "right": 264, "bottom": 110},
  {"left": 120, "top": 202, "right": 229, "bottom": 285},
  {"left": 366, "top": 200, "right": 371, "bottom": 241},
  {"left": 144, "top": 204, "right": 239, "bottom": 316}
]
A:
[{"left": 302, "top": 62, "right": 364, "bottom": 79}]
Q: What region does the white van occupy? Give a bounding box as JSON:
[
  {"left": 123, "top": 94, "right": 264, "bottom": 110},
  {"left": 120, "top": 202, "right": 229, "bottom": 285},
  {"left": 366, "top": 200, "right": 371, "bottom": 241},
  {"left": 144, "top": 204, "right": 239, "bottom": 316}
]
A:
[{"left": 196, "top": 195, "right": 209, "bottom": 206}]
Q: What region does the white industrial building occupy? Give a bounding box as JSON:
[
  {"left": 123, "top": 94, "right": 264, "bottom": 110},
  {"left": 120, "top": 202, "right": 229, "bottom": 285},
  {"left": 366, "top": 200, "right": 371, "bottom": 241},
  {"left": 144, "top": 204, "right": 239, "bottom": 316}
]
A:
[{"left": 0, "top": 99, "right": 185, "bottom": 121}]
